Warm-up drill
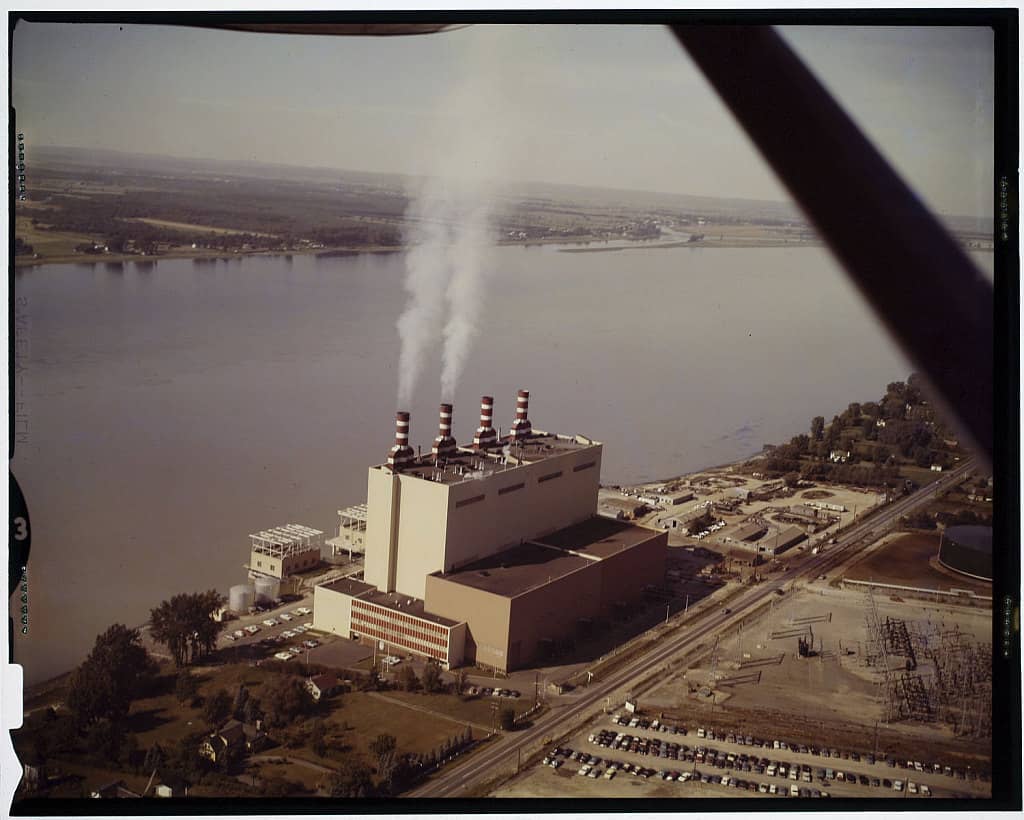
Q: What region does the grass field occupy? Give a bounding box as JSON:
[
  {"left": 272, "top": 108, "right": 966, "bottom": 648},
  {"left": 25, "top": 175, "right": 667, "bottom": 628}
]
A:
[
  {"left": 15, "top": 215, "right": 96, "bottom": 257},
  {"left": 383, "top": 690, "right": 532, "bottom": 728},
  {"left": 843, "top": 532, "right": 991, "bottom": 593},
  {"left": 128, "top": 217, "right": 278, "bottom": 237},
  {"left": 898, "top": 464, "right": 946, "bottom": 487}
]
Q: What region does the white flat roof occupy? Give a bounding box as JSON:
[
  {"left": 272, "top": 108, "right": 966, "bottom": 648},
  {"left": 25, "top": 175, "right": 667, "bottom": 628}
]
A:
[
  {"left": 338, "top": 504, "right": 368, "bottom": 521},
  {"left": 250, "top": 523, "right": 324, "bottom": 547}
]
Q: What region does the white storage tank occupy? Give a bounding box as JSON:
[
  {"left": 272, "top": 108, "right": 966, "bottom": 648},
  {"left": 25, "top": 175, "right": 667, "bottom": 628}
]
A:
[
  {"left": 254, "top": 575, "right": 280, "bottom": 605},
  {"left": 229, "top": 584, "right": 255, "bottom": 613}
]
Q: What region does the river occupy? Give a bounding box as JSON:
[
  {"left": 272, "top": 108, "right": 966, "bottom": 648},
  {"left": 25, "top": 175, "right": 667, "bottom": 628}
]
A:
[{"left": 10, "top": 243, "right": 992, "bottom": 685}]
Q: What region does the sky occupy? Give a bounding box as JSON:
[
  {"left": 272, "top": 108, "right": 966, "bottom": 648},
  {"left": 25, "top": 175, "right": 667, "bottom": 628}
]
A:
[{"left": 12, "top": 21, "right": 995, "bottom": 218}]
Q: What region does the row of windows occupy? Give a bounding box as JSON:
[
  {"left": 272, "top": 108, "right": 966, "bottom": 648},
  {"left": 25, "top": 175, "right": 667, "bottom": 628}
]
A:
[
  {"left": 452, "top": 459, "right": 595, "bottom": 506},
  {"left": 354, "top": 622, "right": 447, "bottom": 660},
  {"left": 352, "top": 600, "right": 448, "bottom": 635},
  {"left": 351, "top": 613, "right": 447, "bottom": 648}
]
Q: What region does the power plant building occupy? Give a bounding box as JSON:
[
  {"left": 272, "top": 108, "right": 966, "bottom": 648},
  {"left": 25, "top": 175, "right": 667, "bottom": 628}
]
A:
[{"left": 314, "top": 391, "right": 667, "bottom": 671}]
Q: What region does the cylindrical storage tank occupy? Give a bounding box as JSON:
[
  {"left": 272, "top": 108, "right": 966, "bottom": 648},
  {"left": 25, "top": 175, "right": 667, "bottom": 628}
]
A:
[
  {"left": 229, "top": 584, "right": 255, "bottom": 613},
  {"left": 938, "top": 525, "right": 993, "bottom": 582},
  {"left": 254, "top": 575, "right": 280, "bottom": 604}
]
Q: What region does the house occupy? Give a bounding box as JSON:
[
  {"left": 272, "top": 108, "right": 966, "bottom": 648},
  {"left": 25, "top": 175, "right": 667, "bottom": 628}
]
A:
[
  {"left": 305, "top": 673, "right": 342, "bottom": 702},
  {"left": 154, "top": 775, "right": 189, "bottom": 798},
  {"left": 199, "top": 719, "right": 267, "bottom": 763},
  {"left": 829, "top": 450, "right": 851, "bottom": 463},
  {"left": 90, "top": 780, "right": 141, "bottom": 799},
  {"left": 930, "top": 464, "right": 943, "bottom": 472}
]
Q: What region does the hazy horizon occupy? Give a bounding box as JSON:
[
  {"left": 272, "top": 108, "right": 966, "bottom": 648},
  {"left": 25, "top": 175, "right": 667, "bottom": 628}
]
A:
[{"left": 13, "top": 22, "right": 995, "bottom": 219}]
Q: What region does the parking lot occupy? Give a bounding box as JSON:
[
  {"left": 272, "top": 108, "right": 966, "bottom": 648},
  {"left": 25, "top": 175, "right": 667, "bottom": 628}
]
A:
[{"left": 525, "top": 709, "right": 989, "bottom": 799}]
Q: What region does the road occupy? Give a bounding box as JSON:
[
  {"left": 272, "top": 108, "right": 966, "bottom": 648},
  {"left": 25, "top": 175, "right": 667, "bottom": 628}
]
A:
[{"left": 410, "top": 461, "right": 975, "bottom": 797}]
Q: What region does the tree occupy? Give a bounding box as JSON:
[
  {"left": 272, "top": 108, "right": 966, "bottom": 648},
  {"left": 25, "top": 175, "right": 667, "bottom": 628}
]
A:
[
  {"left": 67, "top": 624, "right": 156, "bottom": 728},
  {"left": 175, "top": 671, "right": 200, "bottom": 705},
  {"left": 232, "top": 684, "right": 250, "bottom": 721},
  {"left": 143, "top": 742, "right": 166, "bottom": 774},
  {"left": 328, "top": 759, "right": 376, "bottom": 798},
  {"left": 421, "top": 660, "right": 443, "bottom": 693},
  {"left": 86, "top": 718, "right": 124, "bottom": 763},
  {"left": 397, "top": 664, "right": 419, "bottom": 692},
  {"left": 149, "top": 590, "right": 226, "bottom": 668},
  {"left": 783, "top": 472, "right": 800, "bottom": 489},
  {"left": 810, "top": 416, "right": 825, "bottom": 441},
  {"left": 498, "top": 707, "right": 515, "bottom": 731},
  {"left": 123, "top": 732, "right": 140, "bottom": 772},
  {"left": 261, "top": 675, "right": 312, "bottom": 729},
  {"left": 454, "top": 669, "right": 468, "bottom": 696},
  {"left": 203, "top": 688, "right": 232, "bottom": 728},
  {"left": 369, "top": 733, "right": 396, "bottom": 764},
  {"left": 310, "top": 719, "right": 328, "bottom": 758},
  {"left": 242, "top": 696, "right": 263, "bottom": 727}
]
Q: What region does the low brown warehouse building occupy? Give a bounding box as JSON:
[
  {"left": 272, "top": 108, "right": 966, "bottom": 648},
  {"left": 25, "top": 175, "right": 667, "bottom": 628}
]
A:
[{"left": 425, "top": 517, "right": 667, "bottom": 671}]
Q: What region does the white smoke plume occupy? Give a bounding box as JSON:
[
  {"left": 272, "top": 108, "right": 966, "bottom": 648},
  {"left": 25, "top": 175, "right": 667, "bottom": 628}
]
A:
[{"left": 395, "top": 29, "right": 507, "bottom": 408}]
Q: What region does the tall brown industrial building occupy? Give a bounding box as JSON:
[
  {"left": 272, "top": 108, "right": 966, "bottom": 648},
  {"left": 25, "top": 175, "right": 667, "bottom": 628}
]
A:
[{"left": 314, "top": 390, "right": 667, "bottom": 671}]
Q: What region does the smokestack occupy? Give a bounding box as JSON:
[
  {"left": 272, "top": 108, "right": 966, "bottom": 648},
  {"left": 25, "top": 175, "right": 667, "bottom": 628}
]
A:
[
  {"left": 511, "top": 389, "right": 532, "bottom": 440},
  {"left": 387, "top": 410, "right": 415, "bottom": 468},
  {"left": 473, "top": 395, "right": 497, "bottom": 449},
  {"left": 432, "top": 403, "right": 457, "bottom": 457}
]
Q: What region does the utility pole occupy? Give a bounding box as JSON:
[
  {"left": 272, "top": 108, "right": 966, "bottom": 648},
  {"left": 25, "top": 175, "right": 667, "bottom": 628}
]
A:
[
  {"left": 665, "top": 603, "right": 670, "bottom": 624},
  {"left": 684, "top": 594, "right": 690, "bottom": 619}
]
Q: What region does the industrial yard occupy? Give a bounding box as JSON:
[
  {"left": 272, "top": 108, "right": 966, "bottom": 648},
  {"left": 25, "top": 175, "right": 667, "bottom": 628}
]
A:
[{"left": 497, "top": 578, "right": 992, "bottom": 800}]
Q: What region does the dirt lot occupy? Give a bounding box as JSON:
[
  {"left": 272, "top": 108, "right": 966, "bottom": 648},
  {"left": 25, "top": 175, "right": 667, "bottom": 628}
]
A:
[{"left": 843, "top": 532, "right": 992, "bottom": 595}]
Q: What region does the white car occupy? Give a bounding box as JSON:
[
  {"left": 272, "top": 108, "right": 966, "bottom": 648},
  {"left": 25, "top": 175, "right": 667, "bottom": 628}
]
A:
[
  {"left": 262, "top": 618, "right": 278, "bottom": 627},
  {"left": 232, "top": 629, "right": 245, "bottom": 638},
  {"left": 303, "top": 639, "right": 320, "bottom": 648},
  {"left": 273, "top": 651, "right": 293, "bottom": 661},
  {"left": 279, "top": 612, "right": 293, "bottom": 621},
  {"left": 297, "top": 606, "right": 312, "bottom": 615},
  {"left": 224, "top": 634, "right": 237, "bottom": 642},
  {"left": 302, "top": 621, "right": 313, "bottom": 628},
  {"left": 289, "top": 645, "right": 304, "bottom": 655},
  {"left": 244, "top": 625, "right": 261, "bottom": 634},
  {"left": 281, "top": 629, "right": 296, "bottom": 639}
]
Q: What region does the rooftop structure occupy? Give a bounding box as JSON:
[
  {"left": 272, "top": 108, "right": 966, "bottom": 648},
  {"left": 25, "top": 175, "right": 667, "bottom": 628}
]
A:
[
  {"left": 326, "top": 504, "right": 368, "bottom": 559},
  {"left": 249, "top": 523, "right": 323, "bottom": 580},
  {"left": 250, "top": 524, "right": 324, "bottom": 558}
]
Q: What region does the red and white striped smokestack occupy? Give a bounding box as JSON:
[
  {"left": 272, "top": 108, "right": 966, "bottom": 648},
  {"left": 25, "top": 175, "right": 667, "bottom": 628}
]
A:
[
  {"left": 387, "top": 410, "right": 415, "bottom": 468},
  {"left": 432, "top": 403, "right": 457, "bottom": 457},
  {"left": 473, "top": 395, "right": 497, "bottom": 448},
  {"left": 511, "top": 389, "right": 532, "bottom": 440}
]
